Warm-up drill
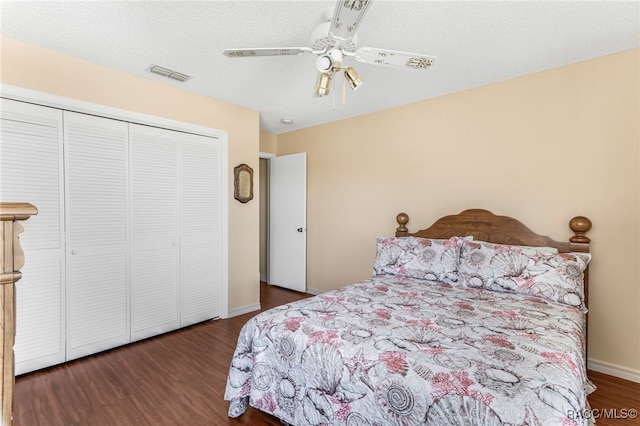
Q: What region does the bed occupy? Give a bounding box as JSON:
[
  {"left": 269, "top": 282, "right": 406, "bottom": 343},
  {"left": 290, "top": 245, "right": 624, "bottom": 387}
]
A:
[{"left": 225, "top": 209, "right": 594, "bottom": 425}]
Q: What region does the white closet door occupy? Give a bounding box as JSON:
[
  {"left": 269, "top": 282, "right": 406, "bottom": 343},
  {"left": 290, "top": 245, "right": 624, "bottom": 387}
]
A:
[
  {"left": 64, "top": 111, "right": 130, "bottom": 360},
  {"left": 129, "top": 124, "right": 179, "bottom": 341},
  {"left": 0, "top": 99, "right": 66, "bottom": 374},
  {"left": 180, "top": 133, "right": 222, "bottom": 325}
]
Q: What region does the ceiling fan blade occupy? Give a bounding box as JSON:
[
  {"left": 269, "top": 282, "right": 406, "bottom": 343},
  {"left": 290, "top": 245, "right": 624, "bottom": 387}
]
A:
[
  {"left": 329, "top": 0, "right": 373, "bottom": 42},
  {"left": 354, "top": 47, "right": 436, "bottom": 70},
  {"left": 224, "top": 47, "right": 313, "bottom": 58}
]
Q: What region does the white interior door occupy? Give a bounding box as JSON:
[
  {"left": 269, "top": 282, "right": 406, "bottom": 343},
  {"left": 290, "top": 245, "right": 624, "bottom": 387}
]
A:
[
  {"left": 64, "top": 111, "right": 130, "bottom": 360},
  {"left": 1, "top": 99, "right": 66, "bottom": 374},
  {"left": 129, "top": 124, "right": 180, "bottom": 342},
  {"left": 269, "top": 153, "right": 307, "bottom": 292},
  {"left": 180, "top": 132, "right": 223, "bottom": 325}
]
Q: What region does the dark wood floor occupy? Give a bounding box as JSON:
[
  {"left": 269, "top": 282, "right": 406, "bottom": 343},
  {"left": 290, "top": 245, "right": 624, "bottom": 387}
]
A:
[{"left": 14, "top": 283, "right": 640, "bottom": 425}]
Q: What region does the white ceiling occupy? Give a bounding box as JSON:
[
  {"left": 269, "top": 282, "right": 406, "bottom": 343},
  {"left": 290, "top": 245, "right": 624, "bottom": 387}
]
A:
[{"left": 1, "top": 1, "right": 638, "bottom": 134}]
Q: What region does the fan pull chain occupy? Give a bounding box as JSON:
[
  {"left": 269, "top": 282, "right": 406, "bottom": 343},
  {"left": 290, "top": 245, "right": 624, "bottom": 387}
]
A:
[
  {"left": 332, "top": 72, "right": 337, "bottom": 111},
  {"left": 342, "top": 79, "right": 346, "bottom": 108}
]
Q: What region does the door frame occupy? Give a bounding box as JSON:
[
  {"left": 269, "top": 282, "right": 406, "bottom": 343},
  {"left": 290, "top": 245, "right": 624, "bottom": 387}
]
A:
[
  {"left": 267, "top": 152, "right": 307, "bottom": 292},
  {"left": 259, "top": 152, "right": 275, "bottom": 284}
]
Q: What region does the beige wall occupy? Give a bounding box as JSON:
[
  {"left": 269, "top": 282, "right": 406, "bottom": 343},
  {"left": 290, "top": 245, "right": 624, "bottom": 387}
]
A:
[
  {"left": 259, "top": 131, "right": 277, "bottom": 155},
  {"left": 276, "top": 49, "right": 640, "bottom": 374},
  {"left": 0, "top": 36, "right": 261, "bottom": 313}
]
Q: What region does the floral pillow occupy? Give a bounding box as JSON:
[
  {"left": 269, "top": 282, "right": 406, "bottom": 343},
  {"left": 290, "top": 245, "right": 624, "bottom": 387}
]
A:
[
  {"left": 459, "top": 240, "right": 590, "bottom": 311},
  {"left": 373, "top": 236, "right": 466, "bottom": 283}
]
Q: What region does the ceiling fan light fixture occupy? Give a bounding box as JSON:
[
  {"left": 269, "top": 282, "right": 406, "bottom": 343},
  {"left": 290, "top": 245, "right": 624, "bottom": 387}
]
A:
[
  {"left": 316, "top": 54, "right": 332, "bottom": 72},
  {"left": 344, "top": 67, "right": 364, "bottom": 91},
  {"left": 314, "top": 72, "right": 332, "bottom": 97},
  {"left": 316, "top": 49, "right": 345, "bottom": 73}
]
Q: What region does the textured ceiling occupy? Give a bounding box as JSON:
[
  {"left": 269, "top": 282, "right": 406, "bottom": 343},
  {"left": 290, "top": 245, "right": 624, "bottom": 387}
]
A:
[{"left": 1, "top": 1, "right": 638, "bottom": 134}]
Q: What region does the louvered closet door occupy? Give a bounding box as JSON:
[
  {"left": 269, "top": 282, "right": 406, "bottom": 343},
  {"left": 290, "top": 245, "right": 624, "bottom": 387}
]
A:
[
  {"left": 0, "top": 99, "right": 66, "bottom": 374},
  {"left": 180, "top": 133, "right": 222, "bottom": 325},
  {"left": 129, "top": 124, "right": 180, "bottom": 341},
  {"left": 64, "top": 111, "right": 130, "bottom": 361}
]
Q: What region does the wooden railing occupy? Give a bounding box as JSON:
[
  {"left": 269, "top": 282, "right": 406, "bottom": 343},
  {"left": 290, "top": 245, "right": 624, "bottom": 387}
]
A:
[{"left": 0, "top": 203, "right": 37, "bottom": 426}]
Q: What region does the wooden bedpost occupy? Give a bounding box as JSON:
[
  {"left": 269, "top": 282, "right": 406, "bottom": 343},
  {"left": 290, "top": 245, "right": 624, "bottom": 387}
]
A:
[
  {"left": 396, "top": 213, "right": 409, "bottom": 237},
  {"left": 568, "top": 215, "right": 592, "bottom": 322},
  {"left": 0, "top": 202, "right": 38, "bottom": 426},
  {"left": 569, "top": 216, "right": 592, "bottom": 252}
]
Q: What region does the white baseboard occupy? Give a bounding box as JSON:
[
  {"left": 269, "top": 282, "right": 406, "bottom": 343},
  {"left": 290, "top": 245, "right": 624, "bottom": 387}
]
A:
[
  {"left": 306, "top": 287, "right": 323, "bottom": 296},
  {"left": 588, "top": 358, "right": 640, "bottom": 383},
  {"left": 227, "top": 303, "right": 261, "bottom": 319}
]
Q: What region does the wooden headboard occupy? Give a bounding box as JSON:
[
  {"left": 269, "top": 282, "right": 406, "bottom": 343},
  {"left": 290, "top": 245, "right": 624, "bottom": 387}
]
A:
[{"left": 395, "top": 209, "right": 592, "bottom": 306}]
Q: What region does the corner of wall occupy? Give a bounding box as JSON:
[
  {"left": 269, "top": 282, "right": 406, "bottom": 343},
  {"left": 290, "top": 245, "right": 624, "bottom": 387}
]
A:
[{"left": 259, "top": 131, "right": 278, "bottom": 155}]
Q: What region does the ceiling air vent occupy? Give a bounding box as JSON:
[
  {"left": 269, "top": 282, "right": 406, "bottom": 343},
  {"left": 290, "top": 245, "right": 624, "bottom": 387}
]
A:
[{"left": 148, "top": 64, "right": 191, "bottom": 82}]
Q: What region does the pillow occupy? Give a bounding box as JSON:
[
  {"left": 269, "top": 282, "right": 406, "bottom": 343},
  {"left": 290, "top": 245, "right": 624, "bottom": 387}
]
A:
[
  {"left": 459, "top": 240, "right": 590, "bottom": 311},
  {"left": 458, "top": 240, "right": 559, "bottom": 287},
  {"left": 373, "top": 236, "right": 466, "bottom": 283}
]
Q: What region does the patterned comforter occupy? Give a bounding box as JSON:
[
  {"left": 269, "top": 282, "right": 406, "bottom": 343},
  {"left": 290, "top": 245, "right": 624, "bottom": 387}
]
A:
[{"left": 224, "top": 275, "right": 593, "bottom": 425}]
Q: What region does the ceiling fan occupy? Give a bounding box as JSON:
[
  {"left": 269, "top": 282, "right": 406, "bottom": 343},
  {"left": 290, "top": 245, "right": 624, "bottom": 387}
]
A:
[{"left": 223, "top": 0, "right": 436, "bottom": 98}]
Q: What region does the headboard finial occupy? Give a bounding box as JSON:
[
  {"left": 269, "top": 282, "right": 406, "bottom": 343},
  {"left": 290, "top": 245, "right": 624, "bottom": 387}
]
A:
[
  {"left": 569, "top": 216, "right": 592, "bottom": 245},
  {"left": 396, "top": 212, "right": 409, "bottom": 236}
]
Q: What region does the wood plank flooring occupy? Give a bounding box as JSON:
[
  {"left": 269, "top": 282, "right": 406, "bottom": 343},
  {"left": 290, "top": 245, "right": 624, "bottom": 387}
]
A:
[
  {"left": 14, "top": 283, "right": 640, "bottom": 425},
  {"left": 588, "top": 370, "right": 640, "bottom": 426}
]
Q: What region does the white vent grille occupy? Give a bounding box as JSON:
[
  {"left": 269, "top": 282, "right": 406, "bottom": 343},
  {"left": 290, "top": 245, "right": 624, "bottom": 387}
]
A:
[{"left": 148, "top": 64, "right": 191, "bottom": 82}]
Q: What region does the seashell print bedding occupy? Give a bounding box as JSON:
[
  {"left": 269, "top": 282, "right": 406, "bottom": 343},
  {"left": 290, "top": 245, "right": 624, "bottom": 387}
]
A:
[{"left": 224, "top": 275, "right": 594, "bottom": 425}]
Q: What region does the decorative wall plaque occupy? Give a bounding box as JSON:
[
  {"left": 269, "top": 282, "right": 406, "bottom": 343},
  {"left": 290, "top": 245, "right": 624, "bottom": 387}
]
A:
[{"left": 234, "top": 163, "right": 254, "bottom": 203}]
